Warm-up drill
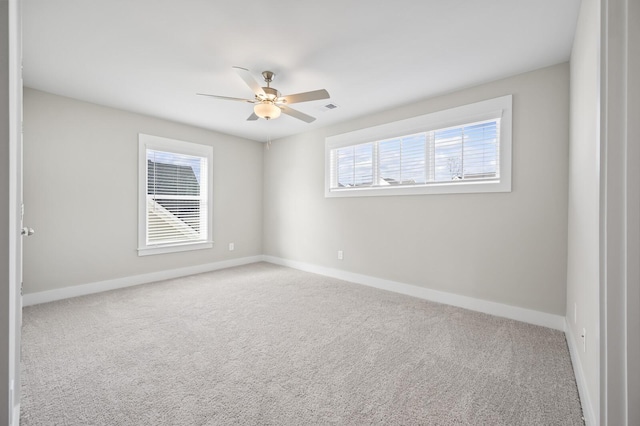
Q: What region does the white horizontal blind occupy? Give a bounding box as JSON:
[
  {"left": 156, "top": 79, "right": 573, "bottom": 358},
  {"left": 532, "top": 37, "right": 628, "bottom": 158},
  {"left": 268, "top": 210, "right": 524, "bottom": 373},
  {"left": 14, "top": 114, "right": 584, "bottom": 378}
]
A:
[
  {"left": 146, "top": 149, "right": 208, "bottom": 245},
  {"left": 433, "top": 120, "right": 499, "bottom": 182},
  {"left": 330, "top": 118, "right": 500, "bottom": 190},
  {"left": 335, "top": 142, "right": 374, "bottom": 187},
  {"left": 378, "top": 133, "right": 427, "bottom": 185}
]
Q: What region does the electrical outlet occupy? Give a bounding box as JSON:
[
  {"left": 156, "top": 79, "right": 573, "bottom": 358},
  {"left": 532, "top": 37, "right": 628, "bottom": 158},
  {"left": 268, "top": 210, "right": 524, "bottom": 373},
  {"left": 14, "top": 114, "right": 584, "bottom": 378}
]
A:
[
  {"left": 228, "top": 243, "right": 234, "bottom": 251},
  {"left": 337, "top": 250, "right": 343, "bottom": 260},
  {"left": 581, "top": 328, "right": 586, "bottom": 352}
]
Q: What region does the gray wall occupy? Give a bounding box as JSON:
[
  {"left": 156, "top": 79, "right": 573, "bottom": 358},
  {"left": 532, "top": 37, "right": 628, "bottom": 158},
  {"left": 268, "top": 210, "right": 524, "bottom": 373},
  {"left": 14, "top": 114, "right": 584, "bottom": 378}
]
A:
[
  {"left": 263, "top": 63, "right": 570, "bottom": 316},
  {"left": 23, "top": 88, "right": 264, "bottom": 293},
  {"left": 566, "top": 0, "right": 600, "bottom": 420}
]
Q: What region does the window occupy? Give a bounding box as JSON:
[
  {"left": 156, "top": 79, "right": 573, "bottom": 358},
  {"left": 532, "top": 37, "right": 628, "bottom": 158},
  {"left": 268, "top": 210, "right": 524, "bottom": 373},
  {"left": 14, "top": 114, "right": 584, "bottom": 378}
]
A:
[
  {"left": 138, "top": 134, "right": 213, "bottom": 256},
  {"left": 325, "top": 95, "right": 512, "bottom": 197}
]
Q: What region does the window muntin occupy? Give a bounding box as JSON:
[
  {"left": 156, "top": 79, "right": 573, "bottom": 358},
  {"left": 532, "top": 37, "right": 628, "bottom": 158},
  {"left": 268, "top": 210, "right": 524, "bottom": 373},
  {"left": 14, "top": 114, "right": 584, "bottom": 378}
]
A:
[
  {"left": 325, "top": 95, "right": 512, "bottom": 197},
  {"left": 138, "top": 134, "right": 213, "bottom": 256}
]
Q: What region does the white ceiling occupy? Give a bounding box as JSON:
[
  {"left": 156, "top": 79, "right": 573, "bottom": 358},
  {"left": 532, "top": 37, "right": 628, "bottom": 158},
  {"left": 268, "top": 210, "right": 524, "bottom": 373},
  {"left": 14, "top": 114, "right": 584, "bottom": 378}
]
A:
[{"left": 22, "top": 0, "right": 581, "bottom": 142}]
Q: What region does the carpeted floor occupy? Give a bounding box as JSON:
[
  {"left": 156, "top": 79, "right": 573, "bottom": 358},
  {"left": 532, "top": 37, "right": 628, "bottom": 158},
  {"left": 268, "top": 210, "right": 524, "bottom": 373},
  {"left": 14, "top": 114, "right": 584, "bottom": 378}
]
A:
[{"left": 20, "top": 262, "right": 584, "bottom": 425}]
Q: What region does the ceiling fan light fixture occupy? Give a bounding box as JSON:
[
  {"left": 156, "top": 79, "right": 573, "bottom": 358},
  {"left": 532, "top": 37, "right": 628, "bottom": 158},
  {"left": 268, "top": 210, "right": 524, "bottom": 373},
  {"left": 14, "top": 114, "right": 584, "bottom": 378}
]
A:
[{"left": 254, "top": 101, "right": 281, "bottom": 120}]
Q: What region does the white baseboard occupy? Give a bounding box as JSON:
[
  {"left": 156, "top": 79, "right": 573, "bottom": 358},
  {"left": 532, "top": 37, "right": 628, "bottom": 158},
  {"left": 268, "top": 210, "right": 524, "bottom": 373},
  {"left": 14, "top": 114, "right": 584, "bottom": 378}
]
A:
[
  {"left": 22, "top": 255, "right": 264, "bottom": 306},
  {"left": 263, "top": 256, "right": 566, "bottom": 331},
  {"left": 565, "top": 321, "right": 596, "bottom": 426},
  {"left": 24, "top": 254, "right": 566, "bottom": 332}
]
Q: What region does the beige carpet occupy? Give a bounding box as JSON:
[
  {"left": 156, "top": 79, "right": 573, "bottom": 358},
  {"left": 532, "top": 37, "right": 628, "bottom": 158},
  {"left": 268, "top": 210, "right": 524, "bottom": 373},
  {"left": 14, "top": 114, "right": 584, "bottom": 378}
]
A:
[{"left": 20, "top": 262, "right": 583, "bottom": 425}]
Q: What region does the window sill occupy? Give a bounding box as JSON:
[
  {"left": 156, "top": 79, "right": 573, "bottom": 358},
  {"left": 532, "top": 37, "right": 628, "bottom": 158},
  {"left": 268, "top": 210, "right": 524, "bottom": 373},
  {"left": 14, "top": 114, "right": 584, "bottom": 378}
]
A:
[
  {"left": 137, "top": 241, "right": 213, "bottom": 256},
  {"left": 326, "top": 179, "right": 510, "bottom": 197}
]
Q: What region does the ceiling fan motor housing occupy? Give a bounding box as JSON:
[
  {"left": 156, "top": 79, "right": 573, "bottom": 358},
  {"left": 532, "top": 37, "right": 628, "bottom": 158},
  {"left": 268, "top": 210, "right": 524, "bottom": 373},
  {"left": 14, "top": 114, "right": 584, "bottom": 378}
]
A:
[{"left": 261, "top": 86, "right": 280, "bottom": 101}]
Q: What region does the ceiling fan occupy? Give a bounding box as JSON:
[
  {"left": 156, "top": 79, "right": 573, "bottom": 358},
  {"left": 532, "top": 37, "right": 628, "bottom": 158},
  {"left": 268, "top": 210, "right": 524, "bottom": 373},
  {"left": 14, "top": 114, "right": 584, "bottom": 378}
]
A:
[{"left": 198, "top": 66, "right": 330, "bottom": 123}]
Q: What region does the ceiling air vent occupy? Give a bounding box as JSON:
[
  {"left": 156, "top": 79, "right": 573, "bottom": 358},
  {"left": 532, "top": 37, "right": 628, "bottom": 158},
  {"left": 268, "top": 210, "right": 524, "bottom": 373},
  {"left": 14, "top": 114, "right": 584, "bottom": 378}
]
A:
[{"left": 319, "top": 103, "right": 339, "bottom": 112}]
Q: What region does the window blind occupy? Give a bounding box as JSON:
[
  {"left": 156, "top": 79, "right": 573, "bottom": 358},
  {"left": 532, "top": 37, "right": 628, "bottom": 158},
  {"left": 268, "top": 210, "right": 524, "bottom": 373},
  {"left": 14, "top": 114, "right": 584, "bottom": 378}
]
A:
[
  {"left": 378, "top": 133, "right": 427, "bottom": 185},
  {"left": 433, "top": 120, "right": 499, "bottom": 182},
  {"left": 329, "top": 118, "right": 500, "bottom": 190},
  {"left": 335, "top": 143, "right": 374, "bottom": 187},
  {"left": 146, "top": 149, "right": 208, "bottom": 245}
]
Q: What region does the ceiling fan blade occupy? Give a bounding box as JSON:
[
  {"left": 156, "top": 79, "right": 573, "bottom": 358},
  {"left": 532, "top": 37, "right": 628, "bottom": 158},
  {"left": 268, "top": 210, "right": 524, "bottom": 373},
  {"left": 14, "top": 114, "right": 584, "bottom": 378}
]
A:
[
  {"left": 246, "top": 112, "right": 259, "bottom": 121},
  {"left": 197, "top": 93, "right": 255, "bottom": 103},
  {"left": 232, "top": 66, "right": 266, "bottom": 97},
  {"left": 280, "top": 105, "right": 316, "bottom": 123},
  {"left": 280, "top": 89, "right": 330, "bottom": 105}
]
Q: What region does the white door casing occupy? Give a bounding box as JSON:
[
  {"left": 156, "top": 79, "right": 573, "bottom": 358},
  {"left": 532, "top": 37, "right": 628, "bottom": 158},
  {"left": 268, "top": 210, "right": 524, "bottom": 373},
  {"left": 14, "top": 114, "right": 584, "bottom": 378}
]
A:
[{"left": 7, "top": 0, "right": 22, "bottom": 424}]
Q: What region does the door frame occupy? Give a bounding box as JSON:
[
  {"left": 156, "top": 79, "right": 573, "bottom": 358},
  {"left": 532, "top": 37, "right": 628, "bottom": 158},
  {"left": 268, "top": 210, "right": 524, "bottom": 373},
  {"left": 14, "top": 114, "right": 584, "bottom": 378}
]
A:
[
  {"left": 3, "top": 0, "right": 22, "bottom": 425},
  {"left": 600, "top": 0, "right": 639, "bottom": 424}
]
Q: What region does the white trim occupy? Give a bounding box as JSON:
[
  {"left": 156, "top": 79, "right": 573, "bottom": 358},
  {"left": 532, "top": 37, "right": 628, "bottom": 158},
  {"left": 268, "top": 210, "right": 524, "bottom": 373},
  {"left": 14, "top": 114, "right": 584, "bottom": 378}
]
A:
[
  {"left": 22, "top": 256, "right": 263, "bottom": 306},
  {"left": 262, "top": 256, "right": 565, "bottom": 331},
  {"left": 137, "top": 241, "right": 213, "bottom": 256},
  {"left": 12, "top": 404, "right": 19, "bottom": 426},
  {"left": 138, "top": 133, "right": 214, "bottom": 256},
  {"left": 7, "top": 0, "right": 22, "bottom": 424},
  {"left": 599, "top": 1, "right": 639, "bottom": 424},
  {"left": 566, "top": 320, "right": 596, "bottom": 426}
]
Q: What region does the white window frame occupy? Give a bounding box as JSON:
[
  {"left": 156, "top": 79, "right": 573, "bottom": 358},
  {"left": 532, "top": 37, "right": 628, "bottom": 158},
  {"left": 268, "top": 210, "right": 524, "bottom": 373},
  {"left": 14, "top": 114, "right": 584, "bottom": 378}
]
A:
[
  {"left": 325, "top": 95, "right": 512, "bottom": 197},
  {"left": 138, "top": 134, "right": 214, "bottom": 256}
]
